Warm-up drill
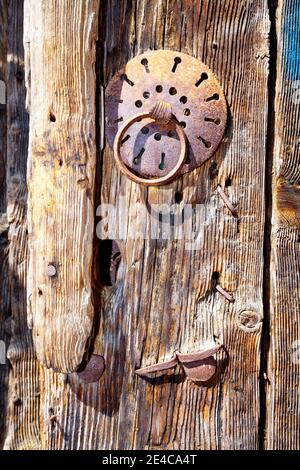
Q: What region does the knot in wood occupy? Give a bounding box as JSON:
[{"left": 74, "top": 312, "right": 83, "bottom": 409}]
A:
[{"left": 149, "top": 100, "right": 172, "bottom": 124}]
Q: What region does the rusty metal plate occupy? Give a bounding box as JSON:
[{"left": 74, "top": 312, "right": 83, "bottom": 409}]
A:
[
  {"left": 105, "top": 50, "right": 227, "bottom": 180},
  {"left": 76, "top": 354, "right": 105, "bottom": 383}
]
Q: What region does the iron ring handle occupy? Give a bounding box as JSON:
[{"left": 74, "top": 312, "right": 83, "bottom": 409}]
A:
[{"left": 113, "top": 111, "right": 187, "bottom": 186}]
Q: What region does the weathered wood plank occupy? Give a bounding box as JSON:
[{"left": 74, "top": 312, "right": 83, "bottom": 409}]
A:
[
  {"left": 36, "top": 0, "right": 270, "bottom": 450},
  {"left": 0, "top": 0, "right": 8, "bottom": 449},
  {"left": 26, "top": 0, "right": 100, "bottom": 372},
  {"left": 3, "top": 0, "right": 40, "bottom": 450},
  {"left": 265, "top": 0, "right": 300, "bottom": 450}
]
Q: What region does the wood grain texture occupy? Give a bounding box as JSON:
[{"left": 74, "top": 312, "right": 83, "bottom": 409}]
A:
[
  {"left": 265, "top": 0, "right": 300, "bottom": 450},
  {"left": 25, "top": 0, "right": 100, "bottom": 372},
  {"left": 32, "top": 0, "right": 269, "bottom": 450},
  {"left": 2, "top": 0, "right": 40, "bottom": 450},
  {"left": 0, "top": 0, "right": 8, "bottom": 449}
]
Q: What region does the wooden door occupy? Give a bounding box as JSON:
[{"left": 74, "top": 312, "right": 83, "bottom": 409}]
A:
[{"left": 0, "top": 0, "right": 299, "bottom": 450}]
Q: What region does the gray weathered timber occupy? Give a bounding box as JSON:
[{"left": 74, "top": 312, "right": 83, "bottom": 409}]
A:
[
  {"left": 34, "top": 0, "right": 270, "bottom": 450},
  {"left": 2, "top": 0, "right": 40, "bottom": 450},
  {"left": 265, "top": 0, "right": 300, "bottom": 450},
  {"left": 0, "top": 0, "right": 8, "bottom": 449},
  {"left": 25, "top": 0, "right": 100, "bottom": 372},
  {"left": 2, "top": 0, "right": 300, "bottom": 451}
]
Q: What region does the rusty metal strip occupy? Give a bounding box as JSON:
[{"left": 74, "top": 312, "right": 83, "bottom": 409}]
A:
[
  {"left": 176, "top": 340, "right": 222, "bottom": 364},
  {"left": 135, "top": 341, "right": 222, "bottom": 380},
  {"left": 135, "top": 354, "right": 178, "bottom": 376}
]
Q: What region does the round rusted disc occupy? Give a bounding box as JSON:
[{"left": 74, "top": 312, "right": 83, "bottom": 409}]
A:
[{"left": 105, "top": 50, "right": 227, "bottom": 179}]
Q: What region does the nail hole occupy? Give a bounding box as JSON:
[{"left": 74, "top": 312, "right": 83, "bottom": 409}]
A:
[
  {"left": 204, "top": 116, "right": 221, "bottom": 125},
  {"left": 38, "top": 288, "right": 43, "bottom": 296},
  {"left": 209, "top": 161, "right": 218, "bottom": 179},
  {"left": 143, "top": 91, "right": 150, "bottom": 99},
  {"left": 205, "top": 93, "right": 219, "bottom": 102},
  {"left": 212, "top": 271, "right": 220, "bottom": 281},
  {"left": 183, "top": 108, "right": 190, "bottom": 116},
  {"left": 121, "top": 134, "right": 131, "bottom": 145},
  {"left": 195, "top": 72, "right": 208, "bottom": 87},
  {"left": 141, "top": 127, "right": 149, "bottom": 135},
  {"left": 175, "top": 191, "right": 183, "bottom": 204},
  {"left": 141, "top": 58, "right": 149, "bottom": 72},
  {"left": 197, "top": 135, "right": 211, "bottom": 148},
  {"left": 180, "top": 96, "right": 187, "bottom": 104},
  {"left": 171, "top": 56, "right": 182, "bottom": 73},
  {"left": 49, "top": 110, "right": 56, "bottom": 123},
  {"left": 135, "top": 100, "right": 143, "bottom": 108},
  {"left": 133, "top": 147, "right": 145, "bottom": 164},
  {"left": 120, "top": 73, "right": 134, "bottom": 86},
  {"left": 212, "top": 43, "right": 218, "bottom": 50},
  {"left": 168, "top": 130, "right": 176, "bottom": 137},
  {"left": 159, "top": 152, "right": 166, "bottom": 170},
  {"left": 107, "top": 95, "right": 123, "bottom": 104},
  {"left": 154, "top": 133, "right": 161, "bottom": 141},
  {"left": 169, "top": 87, "right": 177, "bottom": 95},
  {"left": 16, "top": 67, "right": 24, "bottom": 82},
  {"left": 180, "top": 121, "right": 186, "bottom": 128},
  {"left": 225, "top": 177, "right": 232, "bottom": 187},
  {"left": 156, "top": 85, "right": 163, "bottom": 93},
  {"left": 59, "top": 159, "right": 63, "bottom": 167},
  {"left": 98, "top": 240, "right": 121, "bottom": 286}
]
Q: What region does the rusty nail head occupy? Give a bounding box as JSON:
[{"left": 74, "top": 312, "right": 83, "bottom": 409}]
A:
[
  {"left": 77, "top": 354, "right": 105, "bottom": 383},
  {"left": 47, "top": 264, "right": 57, "bottom": 277}
]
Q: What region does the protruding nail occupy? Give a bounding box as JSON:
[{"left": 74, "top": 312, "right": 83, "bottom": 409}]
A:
[{"left": 216, "top": 284, "right": 234, "bottom": 302}]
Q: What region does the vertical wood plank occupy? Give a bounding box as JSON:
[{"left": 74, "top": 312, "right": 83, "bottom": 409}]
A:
[
  {"left": 94, "top": 0, "right": 269, "bottom": 450},
  {"left": 3, "top": 0, "right": 40, "bottom": 450},
  {"left": 25, "top": 0, "right": 100, "bottom": 372},
  {"left": 0, "top": 0, "right": 8, "bottom": 448},
  {"left": 36, "top": 0, "right": 270, "bottom": 450},
  {"left": 265, "top": 0, "right": 300, "bottom": 450}
]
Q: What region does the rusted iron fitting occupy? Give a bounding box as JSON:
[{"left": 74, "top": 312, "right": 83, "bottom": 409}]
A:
[
  {"left": 135, "top": 339, "right": 222, "bottom": 383},
  {"left": 105, "top": 50, "right": 227, "bottom": 186},
  {"left": 76, "top": 354, "right": 106, "bottom": 383}
]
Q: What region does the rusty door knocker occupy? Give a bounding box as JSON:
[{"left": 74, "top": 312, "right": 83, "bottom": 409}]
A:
[{"left": 105, "top": 50, "right": 227, "bottom": 186}]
